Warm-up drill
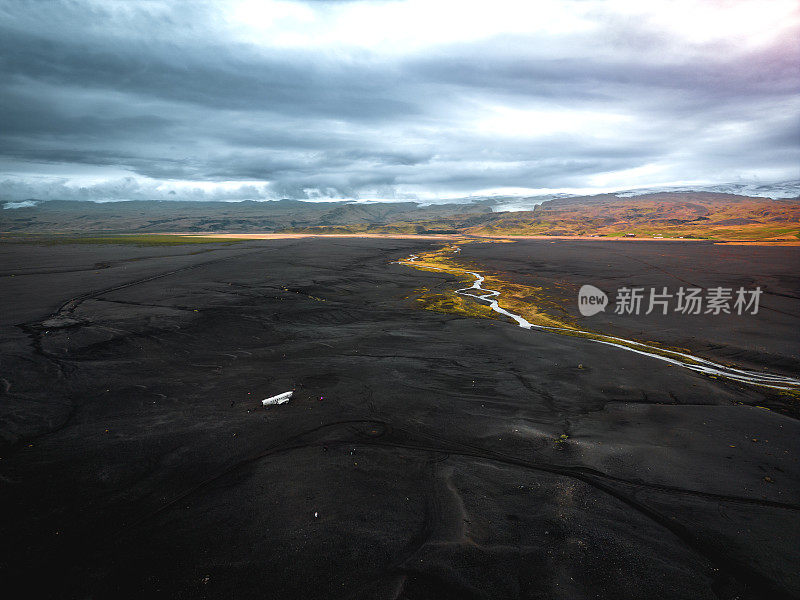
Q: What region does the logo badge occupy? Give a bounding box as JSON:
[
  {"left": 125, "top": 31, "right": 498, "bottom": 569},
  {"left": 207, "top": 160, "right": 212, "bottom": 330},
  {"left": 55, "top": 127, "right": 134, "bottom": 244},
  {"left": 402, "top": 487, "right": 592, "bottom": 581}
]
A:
[{"left": 578, "top": 284, "right": 608, "bottom": 316}]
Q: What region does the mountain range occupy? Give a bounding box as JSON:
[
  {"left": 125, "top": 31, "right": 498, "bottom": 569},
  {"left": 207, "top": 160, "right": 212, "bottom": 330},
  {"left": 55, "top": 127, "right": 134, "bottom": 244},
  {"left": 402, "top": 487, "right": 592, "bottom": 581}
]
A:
[{"left": 2, "top": 189, "right": 798, "bottom": 241}]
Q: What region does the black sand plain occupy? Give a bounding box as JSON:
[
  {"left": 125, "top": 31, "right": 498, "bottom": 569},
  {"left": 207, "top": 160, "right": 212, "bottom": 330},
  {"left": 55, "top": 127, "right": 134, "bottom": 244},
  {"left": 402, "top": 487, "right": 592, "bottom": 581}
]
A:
[{"left": 0, "top": 237, "right": 798, "bottom": 599}]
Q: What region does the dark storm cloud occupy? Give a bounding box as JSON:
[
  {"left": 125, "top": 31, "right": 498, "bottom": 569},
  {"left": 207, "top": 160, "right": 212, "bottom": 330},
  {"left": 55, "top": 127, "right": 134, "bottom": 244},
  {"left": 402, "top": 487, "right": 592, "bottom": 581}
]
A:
[
  {"left": 0, "top": 0, "right": 798, "bottom": 201},
  {"left": 0, "top": 31, "right": 417, "bottom": 120},
  {"left": 0, "top": 86, "right": 172, "bottom": 140},
  {"left": 409, "top": 41, "right": 800, "bottom": 107}
]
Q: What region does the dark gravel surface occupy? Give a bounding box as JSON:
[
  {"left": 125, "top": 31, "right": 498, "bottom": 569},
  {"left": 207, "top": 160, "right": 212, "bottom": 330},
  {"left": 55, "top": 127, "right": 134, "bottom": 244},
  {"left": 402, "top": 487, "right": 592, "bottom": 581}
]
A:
[
  {"left": 1, "top": 238, "right": 798, "bottom": 599},
  {"left": 457, "top": 239, "right": 800, "bottom": 375}
]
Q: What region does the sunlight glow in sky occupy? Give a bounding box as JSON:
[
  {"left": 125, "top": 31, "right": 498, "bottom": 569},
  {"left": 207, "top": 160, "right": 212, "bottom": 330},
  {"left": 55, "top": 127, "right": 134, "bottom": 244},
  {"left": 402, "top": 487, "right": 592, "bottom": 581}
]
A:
[{"left": 227, "top": 0, "right": 797, "bottom": 52}]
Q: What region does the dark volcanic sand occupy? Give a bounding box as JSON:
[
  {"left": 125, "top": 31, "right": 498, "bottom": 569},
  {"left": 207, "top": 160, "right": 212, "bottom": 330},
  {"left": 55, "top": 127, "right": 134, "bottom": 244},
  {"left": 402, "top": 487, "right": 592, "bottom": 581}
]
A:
[
  {"left": 0, "top": 238, "right": 798, "bottom": 599},
  {"left": 457, "top": 239, "right": 800, "bottom": 376}
]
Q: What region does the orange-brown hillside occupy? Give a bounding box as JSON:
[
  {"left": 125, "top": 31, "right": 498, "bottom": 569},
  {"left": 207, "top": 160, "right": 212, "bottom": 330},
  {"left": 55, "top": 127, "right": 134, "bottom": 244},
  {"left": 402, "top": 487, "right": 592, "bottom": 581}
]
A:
[{"left": 465, "top": 192, "right": 800, "bottom": 240}]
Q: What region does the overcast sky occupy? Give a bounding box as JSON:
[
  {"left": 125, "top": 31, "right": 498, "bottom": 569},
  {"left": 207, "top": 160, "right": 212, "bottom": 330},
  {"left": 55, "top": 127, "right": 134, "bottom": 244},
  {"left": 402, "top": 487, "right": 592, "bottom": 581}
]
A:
[{"left": 1, "top": 0, "right": 798, "bottom": 203}]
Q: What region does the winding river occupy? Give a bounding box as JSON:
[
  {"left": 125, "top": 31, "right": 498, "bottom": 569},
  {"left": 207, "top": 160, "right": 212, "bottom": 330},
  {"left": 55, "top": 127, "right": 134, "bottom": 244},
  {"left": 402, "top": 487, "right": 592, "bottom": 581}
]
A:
[{"left": 401, "top": 250, "right": 800, "bottom": 391}]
